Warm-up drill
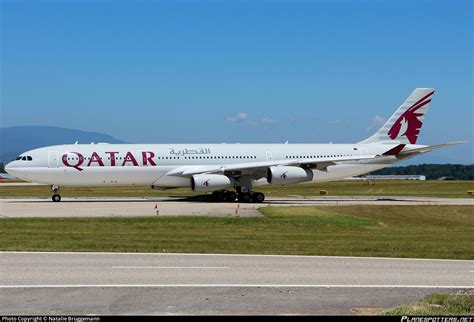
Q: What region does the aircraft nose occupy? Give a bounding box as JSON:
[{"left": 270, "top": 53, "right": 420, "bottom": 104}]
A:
[
  {"left": 4, "top": 161, "right": 27, "bottom": 180},
  {"left": 4, "top": 162, "right": 16, "bottom": 176}
]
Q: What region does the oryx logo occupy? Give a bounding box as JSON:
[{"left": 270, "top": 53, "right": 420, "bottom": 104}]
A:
[
  {"left": 203, "top": 180, "right": 210, "bottom": 187},
  {"left": 280, "top": 172, "right": 288, "bottom": 180},
  {"left": 388, "top": 90, "right": 434, "bottom": 144}
]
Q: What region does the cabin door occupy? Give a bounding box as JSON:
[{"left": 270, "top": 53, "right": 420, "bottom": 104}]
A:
[
  {"left": 265, "top": 151, "right": 273, "bottom": 161},
  {"left": 48, "top": 151, "right": 59, "bottom": 168}
]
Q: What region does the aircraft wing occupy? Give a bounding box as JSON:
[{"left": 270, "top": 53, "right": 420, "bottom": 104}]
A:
[{"left": 166, "top": 155, "right": 377, "bottom": 178}]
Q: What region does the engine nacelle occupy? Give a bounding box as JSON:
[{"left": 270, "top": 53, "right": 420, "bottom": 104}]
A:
[
  {"left": 267, "top": 166, "right": 313, "bottom": 185},
  {"left": 151, "top": 175, "right": 191, "bottom": 190},
  {"left": 191, "top": 174, "right": 235, "bottom": 192}
]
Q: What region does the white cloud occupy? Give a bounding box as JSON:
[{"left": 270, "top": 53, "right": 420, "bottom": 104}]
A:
[
  {"left": 329, "top": 119, "right": 343, "bottom": 125},
  {"left": 226, "top": 113, "right": 275, "bottom": 127},
  {"left": 261, "top": 116, "right": 274, "bottom": 125},
  {"left": 226, "top": 112, "right": 249, "bottom": 123},
  {"left": 373, "top": 114, "right": 386, "bottom": 127},
  {"left": 366, "top": 114, "right": 386, "bottom": 132}
]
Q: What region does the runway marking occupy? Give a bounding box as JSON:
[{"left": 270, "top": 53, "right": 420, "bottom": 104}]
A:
[
  {"left": 1, "top": 251, "right": 471, "bottom": 262},
  {"left": 112, "top": 266, "right": 230, "bottom": 269},
  {"left": 0, "top": 284, "right": 472, "bottom": 289}
]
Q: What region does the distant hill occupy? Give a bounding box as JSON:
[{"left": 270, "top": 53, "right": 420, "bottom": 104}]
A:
[{"left": 0, "top": 126, "right": 125, "bottom": 163}]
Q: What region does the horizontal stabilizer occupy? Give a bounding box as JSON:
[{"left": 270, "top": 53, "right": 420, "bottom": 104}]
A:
[{"left": 399, "top": 141, "right": 467, "bottom": 155}]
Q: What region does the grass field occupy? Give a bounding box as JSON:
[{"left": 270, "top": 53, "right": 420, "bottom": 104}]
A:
[
  {"left": 0, "top": 180, "right": 473, "bottom": 198},
  {"left": 383, "top": 292, "right": 473, "bottom": 316},
  {"left": 261, "top": 180, "right": 474, "bottom": 198},
  {"left": 0, "top": 205, "right": 472, "bottom": 259}
]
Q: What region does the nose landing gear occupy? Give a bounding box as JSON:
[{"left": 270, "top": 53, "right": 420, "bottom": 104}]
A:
[{"left": 51, "top": 185, "right": 61, "bottom": 202}]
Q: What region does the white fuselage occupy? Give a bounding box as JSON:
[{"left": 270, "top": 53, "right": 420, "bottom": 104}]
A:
[{"left": 5, "top": 143, "right": 404, "bottom": 189}]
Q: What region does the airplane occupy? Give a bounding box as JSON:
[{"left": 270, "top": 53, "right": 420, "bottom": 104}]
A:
[{"left": 5, "top": 88, "right": 465, "bottom": 203}]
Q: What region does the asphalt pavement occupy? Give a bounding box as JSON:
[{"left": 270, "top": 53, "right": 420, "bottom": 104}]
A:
[{"left": 1, "top": 252, "right": 472, "bottom": 315}]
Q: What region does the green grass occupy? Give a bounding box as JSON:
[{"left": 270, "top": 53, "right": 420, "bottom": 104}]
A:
[
  {"left": 259, "top": 180, "right": 474, "bottom": 198},
  {"left": 383, "top": 292, "right": 474, "bottom": 316},
  {"left": 0, "top": 205, "right": 472, "bottom": 259},
  {"left": 1, "top": 180, "right": 472, "bottom": 198},
  {"left": 0, "top": 184, "right": 199, "bottom": 198}
]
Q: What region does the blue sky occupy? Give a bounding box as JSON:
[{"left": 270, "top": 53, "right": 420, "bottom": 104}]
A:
[{"left": 1, "top": 0, "right": 472, "bottom": 164}]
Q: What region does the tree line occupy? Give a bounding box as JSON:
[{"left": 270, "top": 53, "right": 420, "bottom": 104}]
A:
[{"left": 368, "top": 164, "right": 473, "bottom": 180}]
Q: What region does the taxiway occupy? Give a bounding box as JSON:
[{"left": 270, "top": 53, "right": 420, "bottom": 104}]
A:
[{"left": 1, "top": 196, "right": 473, "bottom": 218}]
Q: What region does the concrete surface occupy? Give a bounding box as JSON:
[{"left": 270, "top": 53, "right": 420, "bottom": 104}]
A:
[{"left": 1, "top": 196, "right": 473, "bottom": 218}]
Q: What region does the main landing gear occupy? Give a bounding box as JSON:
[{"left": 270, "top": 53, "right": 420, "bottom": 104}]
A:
[
  {"left": 211, "top": 190, "right": 265, "bottom": 203},
  {"left": 51, "top": 185, "right": 61, "bottom": 202},
  {"left": 211, "top": 190, "right": 237, "bottom": 202}
]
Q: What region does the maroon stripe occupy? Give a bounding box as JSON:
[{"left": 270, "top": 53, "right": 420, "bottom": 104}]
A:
[
  {"left": 409, "top": 90, "right": 434, "bottom": 110},
  {"left": 409, "top": 98, "right": 432, "bottom": 113},
  {"left": 382, "top": 144, "right": 406, "bottom": 156}
]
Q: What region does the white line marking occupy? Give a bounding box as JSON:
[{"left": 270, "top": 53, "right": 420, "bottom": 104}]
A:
[
  {"left": 112, "top": 266, "right": 229, "bottom": 269},
  {"left": 1, "top": 251, "right": 471, "bottom": 262},
  {"left": 0, "top": 284, "right": 472, "bottom": 289}
]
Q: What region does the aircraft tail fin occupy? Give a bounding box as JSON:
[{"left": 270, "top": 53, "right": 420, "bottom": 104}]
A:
[{"left": 359, "top": 88, "right": 435, "bottom": 144}]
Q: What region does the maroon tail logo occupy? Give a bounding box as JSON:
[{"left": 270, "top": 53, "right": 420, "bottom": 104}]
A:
[{"left": 387, "top": 91, "right": 434, "bottom": 144}]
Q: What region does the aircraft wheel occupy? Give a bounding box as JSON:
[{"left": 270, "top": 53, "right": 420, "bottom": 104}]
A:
[
  {"left": 211, "top": 191, "right": 225, "bottom": 202},
  {"left": 52, "top": 194, "right": 61, "bottom": 202},
  {"left": 224, "top": 191, "right": 237, "bottom": 202},
  {"left": 238, "top": 193, "right": 251, "bottom": 203},
  {"left": 251, "top": 192, "right": 265, "bottom": 203}
]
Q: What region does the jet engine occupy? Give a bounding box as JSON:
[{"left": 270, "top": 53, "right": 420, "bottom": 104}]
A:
[
  {"left": 266, "top": 166, "right": 313, "bottom": 185},
  {"left": 191, "top": 174, "right": 235, "bottom": 192}
]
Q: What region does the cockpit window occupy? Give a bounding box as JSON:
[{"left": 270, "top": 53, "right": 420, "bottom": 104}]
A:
[{"left": 16, "top": 155, "right": 32, "bottom": 161}]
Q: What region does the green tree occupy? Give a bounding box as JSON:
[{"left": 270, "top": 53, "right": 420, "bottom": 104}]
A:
[{"left": 369, "top": 164, "right": 473, "bottom": 180}]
